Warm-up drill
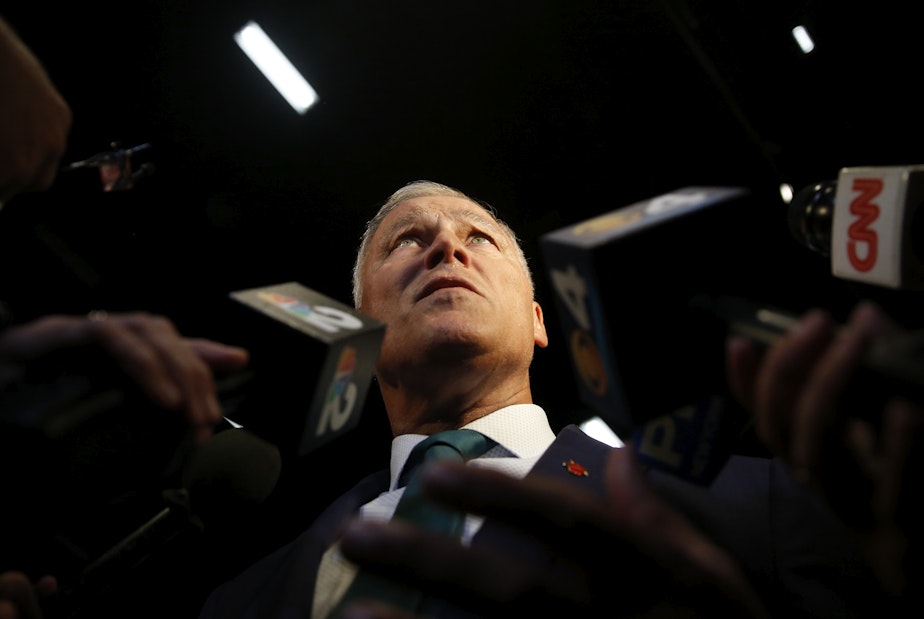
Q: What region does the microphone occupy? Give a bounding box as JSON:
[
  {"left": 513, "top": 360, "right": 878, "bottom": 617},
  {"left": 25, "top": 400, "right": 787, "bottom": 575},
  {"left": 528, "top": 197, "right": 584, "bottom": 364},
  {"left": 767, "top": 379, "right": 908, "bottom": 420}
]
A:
[
  {"left": 0, "top": 282, "right": 384, "bottom": 466},
  {"left": 539, "top": 186, "right": 805, "bottom": 484},
  {"left": 0, "top": 346, "right": 201, "bottom": 571},
  {"left": 539, "top": 187, "right": 787, "bottom": 430},
  {"left": 540, "top": 182, "right": 924, "bottom": 486},
  {"left": 55, "top": 427, "right": 282, "bottom": 618},
  {"left": 789, "top": 164, "right": 924, "bottom": 291},
  {"left": 695, "top": 293, "right": 924, "bottom": 417},
  {"left": 0, "top": 282, "right": 383, "bottom": 578},
  {"left": 218, "top": 281, "right": 386, "bottom": 458}
]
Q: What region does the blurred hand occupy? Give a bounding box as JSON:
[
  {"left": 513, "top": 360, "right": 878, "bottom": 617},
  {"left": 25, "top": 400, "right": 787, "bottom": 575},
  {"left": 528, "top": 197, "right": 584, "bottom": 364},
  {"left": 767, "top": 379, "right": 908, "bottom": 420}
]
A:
[
  {"left": 726, "top": 300, "right": 924, "bottom": 601},
  {"left": 336, "top": 446, "right": 770, "bottom": 619},
  {"left": 0, "top": 17, "right": 71, "bottom": 205},
  {"left": 0, "top": 572, "right": 56, "bottom": 619},
  {"left": 0, "top": 312, "right": 249, "bottom": 442}
]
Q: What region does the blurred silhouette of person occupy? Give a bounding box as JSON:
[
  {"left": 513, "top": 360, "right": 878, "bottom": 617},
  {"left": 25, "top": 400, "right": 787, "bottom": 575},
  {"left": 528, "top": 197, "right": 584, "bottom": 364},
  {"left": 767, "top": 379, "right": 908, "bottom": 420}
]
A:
[
  {"left": 0, "top": 15, "right": 70, "bottom": 209},
  {"left": 0, "top": 14, "right": 249, "bottom": 617}
]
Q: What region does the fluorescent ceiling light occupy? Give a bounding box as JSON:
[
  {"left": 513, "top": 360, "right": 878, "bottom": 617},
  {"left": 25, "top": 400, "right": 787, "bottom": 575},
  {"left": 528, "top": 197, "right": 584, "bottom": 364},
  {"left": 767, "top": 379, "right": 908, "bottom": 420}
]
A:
[
  {"left": 234, "top": 20, "right": 319, "bottom": 114},
  {"left": 792, "top": 25, "right": 815, "bottom": 54}
]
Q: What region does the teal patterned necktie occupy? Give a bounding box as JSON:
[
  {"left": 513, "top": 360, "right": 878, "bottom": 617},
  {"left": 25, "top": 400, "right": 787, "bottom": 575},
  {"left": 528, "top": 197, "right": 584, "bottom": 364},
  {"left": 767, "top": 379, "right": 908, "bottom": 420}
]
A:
[{"left": 333, "top": 429, "right": 497, "bottom": 614}]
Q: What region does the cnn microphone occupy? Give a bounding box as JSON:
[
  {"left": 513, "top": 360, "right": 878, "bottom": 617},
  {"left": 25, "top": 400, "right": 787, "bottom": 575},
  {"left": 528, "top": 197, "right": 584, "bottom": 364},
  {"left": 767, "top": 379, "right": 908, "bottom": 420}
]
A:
[{"left": 789, "top": 165, "right": 924, "bottom": 291}]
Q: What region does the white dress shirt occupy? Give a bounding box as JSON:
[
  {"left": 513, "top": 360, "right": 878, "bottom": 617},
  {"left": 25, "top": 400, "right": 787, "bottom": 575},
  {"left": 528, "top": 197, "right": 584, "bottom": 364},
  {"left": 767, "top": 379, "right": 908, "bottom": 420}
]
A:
[{"left": 312, "top": 404, "right": 557, "bottom": 618}]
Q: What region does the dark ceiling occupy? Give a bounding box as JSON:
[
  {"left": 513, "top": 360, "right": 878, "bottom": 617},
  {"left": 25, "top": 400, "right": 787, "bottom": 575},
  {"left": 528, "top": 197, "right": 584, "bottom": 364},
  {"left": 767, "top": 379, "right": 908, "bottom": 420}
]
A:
[
  {"left": 3, "top": 1, "right": 923, "bottom": 312},
  {"left": 2, "top": 1, "right": 924, "bottom": 617}
]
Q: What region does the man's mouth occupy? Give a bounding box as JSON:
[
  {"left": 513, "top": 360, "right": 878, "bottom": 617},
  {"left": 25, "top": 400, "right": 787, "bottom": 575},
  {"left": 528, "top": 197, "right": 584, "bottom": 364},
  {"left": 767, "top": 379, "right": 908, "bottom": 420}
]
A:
[{"left": 416, "top": 277, "right": 479, "bottom": 300}]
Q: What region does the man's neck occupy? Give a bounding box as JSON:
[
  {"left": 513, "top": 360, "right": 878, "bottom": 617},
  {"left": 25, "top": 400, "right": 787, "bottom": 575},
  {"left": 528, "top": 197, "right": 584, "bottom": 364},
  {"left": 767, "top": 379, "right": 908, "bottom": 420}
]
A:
[{"left": 380, "top": 377, "right": 534, "bottom": 436}]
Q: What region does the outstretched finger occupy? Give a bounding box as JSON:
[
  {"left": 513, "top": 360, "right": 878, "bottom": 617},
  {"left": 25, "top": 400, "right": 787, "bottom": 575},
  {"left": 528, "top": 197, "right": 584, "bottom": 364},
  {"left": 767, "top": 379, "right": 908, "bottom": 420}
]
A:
[
  {"left": 0, "top": 572, "right": 42, "bottom": 619},
  {"left": 752, "top": 309, "right": 836, "bottom": 462}
]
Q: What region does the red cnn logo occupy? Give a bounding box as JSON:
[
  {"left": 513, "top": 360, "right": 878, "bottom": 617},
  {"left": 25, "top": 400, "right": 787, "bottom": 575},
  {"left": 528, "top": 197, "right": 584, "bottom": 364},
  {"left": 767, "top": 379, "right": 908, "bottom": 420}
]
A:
[{"left": 847, "top": 178, "right": 882, "bottom": 272}]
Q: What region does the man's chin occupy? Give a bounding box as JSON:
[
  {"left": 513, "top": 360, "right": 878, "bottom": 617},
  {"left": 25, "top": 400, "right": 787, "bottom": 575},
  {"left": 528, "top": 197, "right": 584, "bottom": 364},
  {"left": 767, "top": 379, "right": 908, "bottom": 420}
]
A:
[
  {"left": 414, "top": 321, "right": 488, "bottom": 361},
  {"left": 425, "top": 314, "right": 486, "bottom": 342}
]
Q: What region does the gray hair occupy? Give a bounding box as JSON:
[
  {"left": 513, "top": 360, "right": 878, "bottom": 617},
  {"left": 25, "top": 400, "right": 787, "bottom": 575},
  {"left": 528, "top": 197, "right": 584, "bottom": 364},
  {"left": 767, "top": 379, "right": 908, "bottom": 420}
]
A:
[{"left": 352, "top": 180, "right": 533, "bottom": 307}]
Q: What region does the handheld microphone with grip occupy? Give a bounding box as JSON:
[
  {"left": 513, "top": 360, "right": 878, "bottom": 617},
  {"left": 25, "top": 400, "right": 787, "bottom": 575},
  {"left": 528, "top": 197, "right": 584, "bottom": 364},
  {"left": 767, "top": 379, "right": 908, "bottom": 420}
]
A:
[
  {"left": 0, "top": 345, "right": 200, "bottom": 578},
  {"left": 0, "top": 281, "right": 383, "bottom": 583},
  {"left": 789, "top": 164, "right": 924, "bottom": 291},
  {"left": 0, "top": 282, "right": 383, "bottom": 503},
  {"left": 696, "top": 294, "right": 924, "bottom": 416}
]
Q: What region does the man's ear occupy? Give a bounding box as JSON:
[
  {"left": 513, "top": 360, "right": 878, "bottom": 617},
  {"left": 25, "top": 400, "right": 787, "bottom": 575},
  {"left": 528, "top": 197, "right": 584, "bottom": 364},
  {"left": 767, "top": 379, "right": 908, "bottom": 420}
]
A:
[{"left": 533, "top": 301, "right": 548, "bottom": 348}]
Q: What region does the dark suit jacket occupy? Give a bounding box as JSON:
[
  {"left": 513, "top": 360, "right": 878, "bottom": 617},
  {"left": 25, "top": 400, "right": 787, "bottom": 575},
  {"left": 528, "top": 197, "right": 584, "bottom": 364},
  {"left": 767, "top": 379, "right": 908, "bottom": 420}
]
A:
[{"left": 199, "top": 425, "right": 883, "bottom": 619}]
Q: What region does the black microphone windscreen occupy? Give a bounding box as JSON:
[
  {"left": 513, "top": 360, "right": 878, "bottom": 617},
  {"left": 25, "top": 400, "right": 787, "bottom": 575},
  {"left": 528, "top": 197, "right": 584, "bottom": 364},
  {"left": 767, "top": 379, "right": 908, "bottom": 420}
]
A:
[
  {"left": 788, "top": 179, "right": 836, "bottom": 256},
  {"left": 181, "top": 428, "right": 282, "bottom": 524}
]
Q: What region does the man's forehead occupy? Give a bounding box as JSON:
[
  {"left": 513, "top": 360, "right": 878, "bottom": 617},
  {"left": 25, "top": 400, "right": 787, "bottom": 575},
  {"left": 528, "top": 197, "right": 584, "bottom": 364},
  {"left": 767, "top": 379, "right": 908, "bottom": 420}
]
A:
[{"left": 381, "top": 196, "right": 497, "bottom": 232}]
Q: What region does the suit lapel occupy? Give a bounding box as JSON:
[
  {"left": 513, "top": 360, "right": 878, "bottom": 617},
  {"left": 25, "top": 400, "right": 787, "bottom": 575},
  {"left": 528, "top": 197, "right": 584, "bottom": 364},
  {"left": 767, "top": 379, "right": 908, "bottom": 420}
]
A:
[
  {"left": 470, "top": 425, "right": 614, "bottom": 559},
  {"left": 247, "top": 469, "right": 390, "bottom": 619}
]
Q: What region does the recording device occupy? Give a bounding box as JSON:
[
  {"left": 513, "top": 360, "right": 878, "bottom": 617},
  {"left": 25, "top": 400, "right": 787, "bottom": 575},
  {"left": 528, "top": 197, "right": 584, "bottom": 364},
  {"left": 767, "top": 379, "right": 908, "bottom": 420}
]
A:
[
  {"left": 219, "top": 281, "right": 386, "bottom": 457},
  {"left": 540, "top": 179, "right": 924, "bottom": 486},
  {"left": 539, "top": 186, "right": 837, "bottom": 484},
  {"left": 698, "top": 293, "right": 924, "bottom": 411},
  {"left": 0, "top": 281, "right": 384, "bottom": 469},
  {"left": 0, "top": 281, "right": 384, "bottom": 578},
  {"left": 789, "top": 164, "right": 924, "bottom": 290},
  {"left": 539, "top": 187, "right": 793, "bottom": 430},
  {"left": 0, "top": 347, "right": 197, "bottom": 534},
  {"left": 540, "top": 184, "right": 924, "bottom": 484}
]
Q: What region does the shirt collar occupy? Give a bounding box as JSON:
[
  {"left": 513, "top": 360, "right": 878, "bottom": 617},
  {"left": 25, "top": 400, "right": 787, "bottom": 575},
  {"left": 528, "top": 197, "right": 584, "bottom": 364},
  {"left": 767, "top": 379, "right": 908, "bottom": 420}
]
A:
[{"left": 388, "top": 403, "right": 555, "bottom": 490}]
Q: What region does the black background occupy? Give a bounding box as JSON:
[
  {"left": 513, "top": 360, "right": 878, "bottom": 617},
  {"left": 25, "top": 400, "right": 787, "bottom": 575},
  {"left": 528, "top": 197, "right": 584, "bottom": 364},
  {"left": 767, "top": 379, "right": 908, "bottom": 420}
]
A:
[{"left": 2, "top": 1, "right": 924, "bottom": 617}]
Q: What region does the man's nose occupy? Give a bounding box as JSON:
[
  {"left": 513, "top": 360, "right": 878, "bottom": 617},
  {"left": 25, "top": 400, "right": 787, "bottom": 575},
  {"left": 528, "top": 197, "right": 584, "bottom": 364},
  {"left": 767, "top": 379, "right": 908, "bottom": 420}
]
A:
[{"left": 425, "top": 232, "right": 470, "bottom": 269}]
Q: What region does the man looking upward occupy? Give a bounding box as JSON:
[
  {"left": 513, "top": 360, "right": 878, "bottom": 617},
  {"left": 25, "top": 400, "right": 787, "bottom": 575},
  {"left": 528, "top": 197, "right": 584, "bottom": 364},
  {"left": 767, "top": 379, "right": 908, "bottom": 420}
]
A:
[{"left": 201, "top": 180, "right": 881, "bottom": 619}]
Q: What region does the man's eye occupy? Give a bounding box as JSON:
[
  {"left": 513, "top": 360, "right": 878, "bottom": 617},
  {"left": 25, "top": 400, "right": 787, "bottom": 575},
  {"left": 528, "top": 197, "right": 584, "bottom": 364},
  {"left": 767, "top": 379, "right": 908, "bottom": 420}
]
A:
[
  {"left": 470, "top": 234, "right": 493, "bottom": 245},
  {"left": 395, "top": 238, "right": 417, "bottom": 249}
]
